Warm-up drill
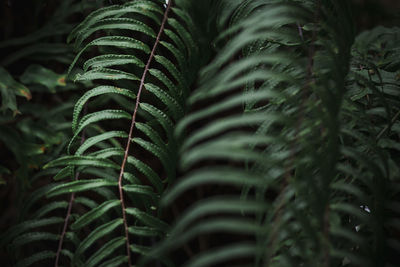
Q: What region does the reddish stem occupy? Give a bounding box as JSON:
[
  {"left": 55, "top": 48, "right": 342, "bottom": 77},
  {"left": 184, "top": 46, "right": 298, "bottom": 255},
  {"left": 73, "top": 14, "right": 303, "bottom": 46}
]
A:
[
  {"left": 55, "top": 105, "right": 88, "bottom": 267},
  {"left": 117, "top": 2, "right": 172, "bottom": 266},
  {"left": 54, "top": 181, "right": 76, "bottom": 267}
]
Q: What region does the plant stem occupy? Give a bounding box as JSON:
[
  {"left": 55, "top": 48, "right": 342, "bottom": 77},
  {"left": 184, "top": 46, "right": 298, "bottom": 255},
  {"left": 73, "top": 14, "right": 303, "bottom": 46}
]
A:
[
  {"left": 117, "top": 1, "right": 172, "bottom": 266},
  {"left": 55, "top": 104, "right": 88, "bottom": 267},
  {"left": 54, "top": 177, "right": 76, "bottom": 267}
]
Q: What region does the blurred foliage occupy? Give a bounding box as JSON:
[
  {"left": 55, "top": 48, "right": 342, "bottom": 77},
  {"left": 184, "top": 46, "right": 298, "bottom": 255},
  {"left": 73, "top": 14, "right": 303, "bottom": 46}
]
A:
[{"left": 0, "top": 1, "right": 104, "bottom": 257}]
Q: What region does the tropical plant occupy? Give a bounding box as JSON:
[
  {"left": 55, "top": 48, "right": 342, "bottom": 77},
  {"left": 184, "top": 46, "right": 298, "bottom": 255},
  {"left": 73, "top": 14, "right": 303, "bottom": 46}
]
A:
[{"left": 0, "top": 0, "right": 399, "bottom": 266}]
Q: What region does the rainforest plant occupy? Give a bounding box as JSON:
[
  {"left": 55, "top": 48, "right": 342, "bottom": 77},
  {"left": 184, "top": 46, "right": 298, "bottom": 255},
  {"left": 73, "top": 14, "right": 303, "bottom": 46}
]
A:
[{"left": 0, "top": 0, "right": 399, "bottom": 266}]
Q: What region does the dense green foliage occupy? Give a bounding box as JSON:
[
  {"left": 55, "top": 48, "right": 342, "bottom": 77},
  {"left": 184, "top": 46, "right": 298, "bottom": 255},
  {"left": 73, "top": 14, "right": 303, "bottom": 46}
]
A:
[{"left": 0, "top": 0, "right": 399, "bottom": 266}]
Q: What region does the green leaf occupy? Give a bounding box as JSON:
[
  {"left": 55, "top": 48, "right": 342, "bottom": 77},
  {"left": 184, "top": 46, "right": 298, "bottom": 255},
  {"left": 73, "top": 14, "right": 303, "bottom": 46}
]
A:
[
  {"left": 71, "top": 199, "right": 120, "bottom": 230},
  {"left": 32, "top": 201, "right": 68, "bottom": 219},
  {"left": 20, "top": 64, "right": 66, "bottom": 93},
  {"left": 185, "top": 243, "right": 257, "bottom": 267},
  {"left": 181, "top": 135, "right": 277, "bottom": 170},
  {"left": 139, "top": 103, "right": 174, "bottom": 139},
  {"left": 182, "top": 112, "right": 281, "bottom": 150},
  {"left": 0, "top": 67, "right": 31, "bottom": 112},
  {"left": 68, "top": 36, "right": 150, "bottom": 75},
  {"left": 53, "top": 166, "right": 73, "bottom": 181},
  {"left": 83, "top": 54, "right": 144, "bottom": 71},
  {"left": 1, "top": 217, "right": 63, "bottom": 246},
  {"left": 75, "top": 68, "right": 139, "bottom": 82},
  {"left": 135, "top": 122, "right": 166, "bottom": 149},
  {"left": 132, "top": 138, "right": 169, "bottom": 172},
  {"left": 75, "top": 131, "right": 128, "bottom": 155},
  {"left": 154, "top": 55, "right": 188, "bottom": 91},
  {"left": 98, "top": 255, "right": 128, "bottom": 267},
  {"left": 69, "top": 1, "right": 163, "bottom": 43},
  {"left": 69, "top": 110, "right": 131, "bottom": 151},
  {"left": 164, "top": 29, "right": 186, "bottom": 58},
  {"left": 2, "top": 43, "right": 72, "bottom": 66},
  {"left": 16, "top": 251, "right": 56, "bottom": 267},
  {"left": 148, "top": 68, "right": 180, "bottom": 100},
  {"left": 145, "top": 83, "right": 184, "bottom": 120},
  {"left": 167, "top": 18, "right": 197, "bottom": 59},
  {"left": 47, "top": 179, "right": 118, "bottom": 198},
  {"left": 126, "top": 156, "right": 163, "bottom": 193},
  {"left": 75, "top": 18, "right": 156, "bottom": 48},
  {"left": 85, "top": 236, "right": 126, "bottom": 267},
  {"left": 44, "top": 156, "right": 120, "bottom": 170},
  {"left": 125, "top": 207, "right": 169, "bottom": 232},
  {"left": 159, "top": 40, "right": 186, "bottom": 71},
  {"left": 75, "top": 218, "right": 123, "bottom": 257},
  {"left": 72, "top": 86, "right": 136, "bottom": 132},
  {"left": 11, "top": 232, "right": 59, "bottom": 248},
  {"left": 177, "top": 90, "right": 278, "bottom": 137},
  {"left": 123, "top": 184, "right": 158, "bottom": 200},
  {"left": 128, "top": 225, "right": 161, "bottom": 237}
]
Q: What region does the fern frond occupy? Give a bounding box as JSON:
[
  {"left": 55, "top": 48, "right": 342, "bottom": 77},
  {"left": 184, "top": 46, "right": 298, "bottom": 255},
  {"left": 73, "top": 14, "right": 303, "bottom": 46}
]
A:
[
  {"left": 7, "top": 0, "right": 202, "bottom": 266},
  {"left": 142, "top": 1, "right": 366, "bottom": 266}
]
